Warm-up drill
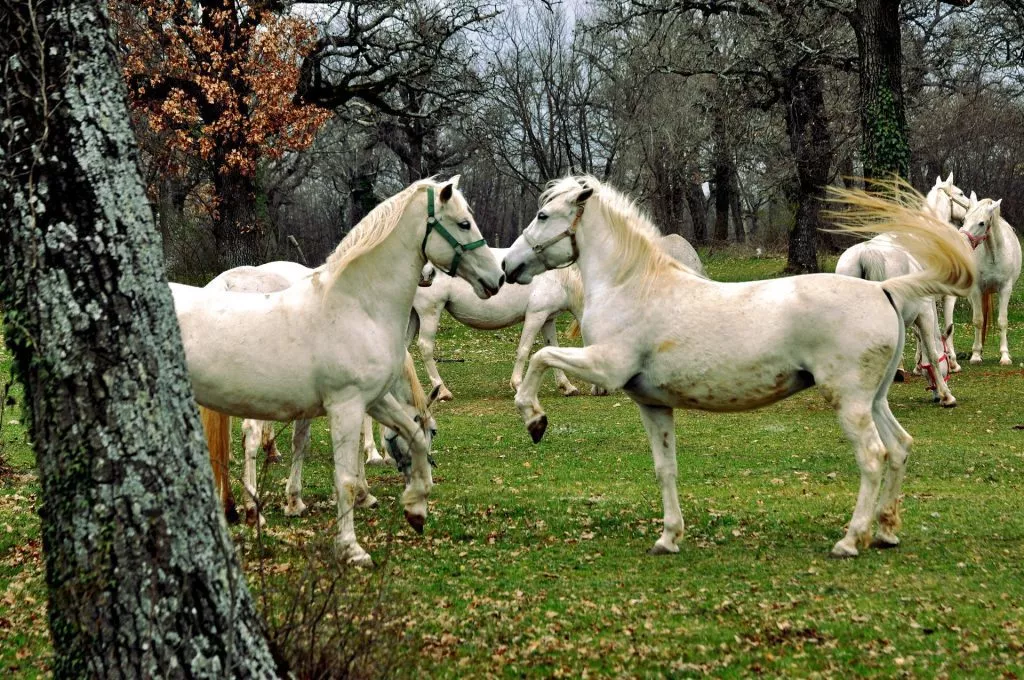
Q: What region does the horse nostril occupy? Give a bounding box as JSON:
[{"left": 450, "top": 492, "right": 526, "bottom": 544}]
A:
[{"left": 498, "top": 274, "right": 506, "bottom": 287}]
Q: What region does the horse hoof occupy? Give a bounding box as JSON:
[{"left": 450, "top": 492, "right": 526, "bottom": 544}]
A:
[
  {"left": 560, "top": 385, "right": 581, "bottom": 397},
  {"left": 871, "top": 535, "right": 900, "bottom": 549},
  {"left": 338, "top": 543, "right": 374, "bottom": 567},
  {"left": 830, "top": 540, "right": 859, "bottom": 559},
  {"left": 284, "top": 498, "right": 307, "bottom": 517},
  {"left": 365, "top": 452, "right": 387, "bottom": 466},
  {"left": 437, "top": 386, "right": 454, "bottom": 402},
  {"left": 970, "top": 356, "right": 983, "bottom": 365},
  {"left": 941, "top": 398, "right": 957, "bottom": 408},
  {"left": 527, "top": 414, "right": 548, "bottom": 443},
  {"left": 590, "top": 385, "right": 608, "bottom": 397},
  {"left": 357, "top": 493, "right": 379, "bottom": 509},
  {"left": 892, "top": 369, "right": 906, "bottom": 383},
  {"left": 266, "top": 451, "right": 281, "bottom": 464},
  {"left": 648, "top": 542, "right": 679, "bottom": 556},
  {"left": 244, "top": 507, "right": 265, "bottom": 527},
  {"left": 404, "top": 510, "right": 425, "bottom": 534},
  {"left": 1000, "top": 357, "right": 1013, "bottom": 366}
]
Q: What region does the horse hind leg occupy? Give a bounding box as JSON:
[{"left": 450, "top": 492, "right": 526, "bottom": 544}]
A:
[
  {"left": 871, "top": 397, "right": 913, "bottom": 548},
  {"left": 362, "top": 414, "right": 386, "bottom": 466},
  {"left": 943, "top": 295, "right": 962, "bottom": 372},
  {"left": 285, "top": 418, "right": 312, "bottom": 517},
  {"left": 830, "top": 396, "right": 889, "bottom": 558},
  {"left": 240, "top": 419, "right": 266, "bottom": 527},
  {"left": 637, "top": 404, "right": 684, "bottom": 555},
  {"left": 969, "top": 289, "right": 985, "bottom": 364},
  {"left": 540, "top": 316, "right": 580, "bottom": 396}
]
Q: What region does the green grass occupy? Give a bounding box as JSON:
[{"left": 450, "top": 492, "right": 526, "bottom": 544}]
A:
[{"left": 3, "top": 251, "right": 1024, "bottom": 677}]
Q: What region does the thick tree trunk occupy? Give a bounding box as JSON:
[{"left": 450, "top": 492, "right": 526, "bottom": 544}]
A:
[
  {"left": 730, "top": 166, "right": 745, "bottom": 243},
  {"left": 0, "top": 2, "right": 278, "bottom": 676},
  {"left": 712, "top": 116, "right": 733, "bottom": 242},
  {"left": 782, "top": 66, "right": 831, "bottom": 273},
  {"left": 212, "top": 169, "right": 267, "bottom": 269},
  {"left": 348, "top": 161, "right": 379, "bottom": 229},
  {"left": 853, "top": 0, "right": 910, "bottom": 181},
  {"left": 685, "top": 177, "right": 709, "bottom": 245}
]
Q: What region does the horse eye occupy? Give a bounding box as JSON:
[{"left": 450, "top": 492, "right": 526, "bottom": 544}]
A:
[
  {"left": 413, "top": 414, "right": 422, "bottom": 424},
  {"left": 538, "top": 212, "right": 548, "bottom": 221},
  {"left": 458, "top": 220, "right": 471, "bottom": 230},
  {"left": 430, "top": 428, "right": 438, "bottom": 437}
]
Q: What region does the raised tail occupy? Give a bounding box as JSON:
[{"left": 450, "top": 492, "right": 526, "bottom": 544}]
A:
[
  {"left": 827, "top": 179, "right": 975, "bottom": 307},
  {"left": 199, "top": 405, "right": 238, "bottom": 523}
]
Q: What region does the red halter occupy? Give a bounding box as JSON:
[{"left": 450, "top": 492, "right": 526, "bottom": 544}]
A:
[{"left": 917, "top": 338, "right": 952, "bottom": 392}]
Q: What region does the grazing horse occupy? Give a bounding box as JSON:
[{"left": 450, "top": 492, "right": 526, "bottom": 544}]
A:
[
  {"left": 414, "top": 236, "right": 704, "bottom": 400},
  {"left": 835, "top": 238, "right": 956, "bottom": 406},
  {"left": 502, "top": 175, "right": 977, "bottom": 558},
  {"left": 172, "top": 177, "right": 503, "bottom": 565},
  {"left": 958, "top": 196, "right": 1021, "bottom": 366}
]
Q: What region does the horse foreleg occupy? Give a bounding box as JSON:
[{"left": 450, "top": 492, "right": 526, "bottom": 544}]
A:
[
  {"left": 969, "top": 289, "right": 984, "bottom": 364},
  {"left": 541, "top": 316, "right": 580, "bottom": 397},
  {"left": 515, "top": 345, "right": 634, "bottom": 443},
  {"left": 511, "top": 312, "right": 546, "bottom": 392},
  {"left": 240, "top": 418, "right": 266, "bottom": 527},
  {"left": 415, "top": 303, "right": 453, "bottom": 401},
  {"left": 637, "top": 404, "right": 684, "bottom": 555},
  {"left": 326, "top": 400, "right": 374, "bottom": 566},
  {"left": 831, "top": 397, "right": 888, "bottom": 558},
  {"left": 362, "top": 414, "right": 385, "bottom": 466},
  {"left": 367, "top": 393, "right": 433, "bottom": 533},
  {"left": 284, "top": 418, "right": 311, "bottom": 517},
  {"left": 943, "top": 295, "right": 962, "bottom": 372},
  {"left": 997, "top": 282, "right": 1013, "bottom": 366}
]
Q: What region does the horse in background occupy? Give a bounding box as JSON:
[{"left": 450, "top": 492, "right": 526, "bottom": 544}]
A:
[
  {"left": 835, "top": 237, "right": 956, "bottom": 406},
  {"left": 957, "top": 196, "right": 1021, "bottom": 366},
  {"left": 172, "top": 176, "right": 503, "bottom": 565}
]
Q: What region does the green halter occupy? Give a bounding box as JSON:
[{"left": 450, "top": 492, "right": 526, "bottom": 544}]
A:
[{"left": 421, "top": 187, "right": 486, "bottom": 276}]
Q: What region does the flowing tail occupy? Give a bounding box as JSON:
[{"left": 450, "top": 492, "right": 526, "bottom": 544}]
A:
[
  {"left": 199, "top": 405, "right": 238, "bottom": 524},
  {"left": 827, "top": 179, "right": 975, "bottom": 308}
]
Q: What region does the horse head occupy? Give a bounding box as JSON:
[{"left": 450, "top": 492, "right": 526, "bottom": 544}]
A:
[
  {"left": 421, "top": 175, "right": 504, "bottom": 299},
  {"left": 503, "top": 178, "right": 595, "bottom": 284}
]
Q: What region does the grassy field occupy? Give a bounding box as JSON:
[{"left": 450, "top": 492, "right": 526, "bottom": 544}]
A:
[{"left": 2, "top": 250, "right": 1024, "bottom": 677}]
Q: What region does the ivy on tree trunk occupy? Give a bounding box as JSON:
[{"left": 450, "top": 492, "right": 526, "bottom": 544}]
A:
[{"left": 0, "top": 1, "right": 278, "bottom": 676}]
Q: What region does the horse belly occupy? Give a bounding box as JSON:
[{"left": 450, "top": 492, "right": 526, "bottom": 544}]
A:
[{"left": 624, "top": 368, "right": 815, "bottom": 412}]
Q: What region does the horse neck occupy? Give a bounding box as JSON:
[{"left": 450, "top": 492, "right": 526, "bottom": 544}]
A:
[
  {"left": 982, "top": 213, "right": 1006, "bottom": 256},
  {"left": 574, "top": 210, "right": 657, "bottom": 306},
  {"left": 326, "top": 204, "right": 427, "bottom": 332}
]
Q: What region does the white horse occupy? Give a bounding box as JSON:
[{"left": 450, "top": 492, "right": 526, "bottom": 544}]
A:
[
  {"left": 414, "top": 235, "right": 705, "bottom": 401},
  {"left": 201, "top": 263, "right": 438, "bottom": 526},
  {"left": 956, "top": 196, "right": 1021, "bottom": 366},
  {"left": 502, "top": 175, "right": 978, "bottom": 558},
  {"left": 925, "top": 174, "right": 970, "bottom": 372},
  {"left": 172, "top": 177, "right": 503, "bottom": 564},
  {"left": 835, "top": 238, "right": 956, "bottom": 406}
]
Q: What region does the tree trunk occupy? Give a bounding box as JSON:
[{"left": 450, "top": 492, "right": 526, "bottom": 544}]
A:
[
  {"left": 730, "top": 166, "right": 745, "bottom": 243},
  {"left": 853, "top": 0, "right": 910, "bottom": 181},
  {"left": 212, "top": 169, "right": 267, "bottom": 269},
  {"left": 348, "top": 161, "right": 379, "bottom": 229},
  {"left": 782, "top": 66, "right": 831, "bottom": 273},
  {"left": 0, "top": 2, "right": 278, "bottom": 676},
  {"left": 712, "top": 116, "right": 732, "bottom": 242},
  {"left": 685, "top": 177, "right": 709, "bottom": 245}
]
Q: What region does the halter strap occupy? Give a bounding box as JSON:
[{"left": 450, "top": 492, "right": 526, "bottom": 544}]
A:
[
  {"left": 523, "top": 203, "right": 585, "bottom": 269},
  {"left": 959, "top": 225, "right": 989, "bottom": 250},
  {"left": 421, "top": 187, "right": 486, "bottom": 276},
  {"left": 918, "top": 337, "right": 952, "bottom": 392}
]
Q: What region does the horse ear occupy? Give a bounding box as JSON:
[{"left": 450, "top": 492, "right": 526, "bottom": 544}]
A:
[
  {"left": 933, "top": 175, "right": 943, "bottom": 187},
  {"left": 994, "top": 198, "right": 1003, "bottom": 208},
  {"left": 946, "top": 172, "right": 954, "bottom": 184},
  {"left": 575, "top": 187, "right": 594, "bottom": 205},
  {"left": 439, "top": 181, "right": 455, "bottom": 203},
  {"left": 427, "top": 384, "right": 442, "bottom": 408},
  {"left": 969, "top": 191, "right": 978, "bottom": 207},
  {"left": 449, "top": 174, "right": 461, "bottom": 189}
]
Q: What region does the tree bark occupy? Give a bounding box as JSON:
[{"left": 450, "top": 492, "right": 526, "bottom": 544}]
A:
[
  {"left": 0, "top": 2, "right": 278, "bottom": 677},
  {"left": 212, "top": 168, "right": 267, "bottom": 269},
  {"left": 782, "top": 66, "right": 831, "bottom": 273},
  {"left": 685, "top": 177, "right": 709, "bottom": 245},
  {"left": 852, "top": 0, "right": 911, "bottom": 181},
  {"left": 712, "top": 115, "right": 733, "bottom": 242}
]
